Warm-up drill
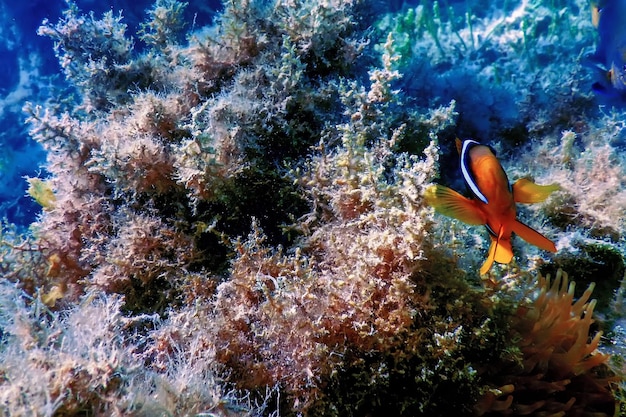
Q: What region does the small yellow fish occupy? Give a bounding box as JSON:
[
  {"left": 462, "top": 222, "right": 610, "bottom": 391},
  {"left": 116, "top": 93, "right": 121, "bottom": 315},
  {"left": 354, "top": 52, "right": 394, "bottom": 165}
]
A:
[
  {"left": 27, "top": 177, "right": 56, "bottom": 209},
  {"left": 425, "top": 139, "right": 559, "bottom": 275}
]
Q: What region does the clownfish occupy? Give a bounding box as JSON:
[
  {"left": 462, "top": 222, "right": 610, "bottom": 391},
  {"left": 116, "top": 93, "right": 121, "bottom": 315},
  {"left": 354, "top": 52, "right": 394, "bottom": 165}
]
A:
[{"left": 425, "top": 139, "right": 559, "bottom": 275}]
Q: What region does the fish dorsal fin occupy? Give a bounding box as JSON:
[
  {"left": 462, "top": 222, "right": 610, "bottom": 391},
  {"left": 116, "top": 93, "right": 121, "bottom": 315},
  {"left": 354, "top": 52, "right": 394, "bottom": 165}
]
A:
[
  {"left": 459, "top": 139, "right": 489, "bottom": 204},
  {"left": 512, "top": 178, "right": 560, "bottom": 204}
]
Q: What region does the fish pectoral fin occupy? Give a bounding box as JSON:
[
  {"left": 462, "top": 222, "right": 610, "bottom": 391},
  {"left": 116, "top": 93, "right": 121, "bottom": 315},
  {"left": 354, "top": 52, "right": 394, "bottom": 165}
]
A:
[
  {"left": 511, "top": 220, "right": 557, "bottom": 252},
  {"left": 425, "top": 185, "right": 486, "bottom": 225},
  {"left": 512, "top": 178, "right": 560, "bottom": 204}
]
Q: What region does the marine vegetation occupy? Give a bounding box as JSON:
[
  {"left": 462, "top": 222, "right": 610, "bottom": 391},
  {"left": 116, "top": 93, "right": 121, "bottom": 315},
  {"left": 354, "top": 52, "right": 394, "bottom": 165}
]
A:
[{"left": 0, "top": 0, "right": 625, "bottom": 416}]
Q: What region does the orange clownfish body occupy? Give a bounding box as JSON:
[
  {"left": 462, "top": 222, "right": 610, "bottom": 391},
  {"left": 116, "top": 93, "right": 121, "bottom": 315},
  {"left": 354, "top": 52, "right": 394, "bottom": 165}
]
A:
[{"left": 425, "top": 139, "right": 559, "bottom": 275}]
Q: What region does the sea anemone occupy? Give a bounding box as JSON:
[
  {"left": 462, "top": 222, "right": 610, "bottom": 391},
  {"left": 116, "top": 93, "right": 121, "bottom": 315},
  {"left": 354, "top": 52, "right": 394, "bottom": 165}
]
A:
[{"left": 476, "top": 270, "right": 617, "bottom": 416}]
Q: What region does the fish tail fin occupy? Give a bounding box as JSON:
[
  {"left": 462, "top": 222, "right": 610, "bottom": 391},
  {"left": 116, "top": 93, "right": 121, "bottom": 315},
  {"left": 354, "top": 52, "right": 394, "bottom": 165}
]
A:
[
  {"left": 494, "top": 238, "right": 513, "bottom": 264},
  {"left": 425, "top": 185, "right": 486, "bottom": 225},
  {"left": 511, "top": 220, "right": 557, "bottom": 253},
  {"left": 512, "top": 178, "right": 560, "bottom": 204},
  {"left": 480, "top": 233, "right": 513, "bottom": 275}
]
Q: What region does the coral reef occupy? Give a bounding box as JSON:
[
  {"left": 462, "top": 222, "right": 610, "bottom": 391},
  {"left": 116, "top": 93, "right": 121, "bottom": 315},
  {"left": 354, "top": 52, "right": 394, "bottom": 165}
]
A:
[{"left": 0, "top": 0, "right": 624, "bottom": 415}]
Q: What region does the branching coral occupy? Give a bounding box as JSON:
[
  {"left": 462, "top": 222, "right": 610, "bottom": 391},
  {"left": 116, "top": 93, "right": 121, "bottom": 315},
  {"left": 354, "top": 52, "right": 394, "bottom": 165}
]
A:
[
  {"left": 212, "top": 226, "right": 332, "bottom": 405},
  {"left": 85, "top": 92, "right": 189, "bottom": 197},
  {"left": 476, "top": 270, "right": 616, "bottom": 416},
  {"left": 25, "top": 84, "right": 203, "bottom": 310},
  {"left": 522, "top": 125, "right": 626, "bottom": 241}
]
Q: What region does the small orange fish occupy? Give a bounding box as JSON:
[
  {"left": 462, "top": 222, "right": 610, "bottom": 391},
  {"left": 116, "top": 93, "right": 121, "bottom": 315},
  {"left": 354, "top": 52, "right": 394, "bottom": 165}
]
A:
[{"left": 425, "top": 139, "right": 559, "bottom": 275}]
